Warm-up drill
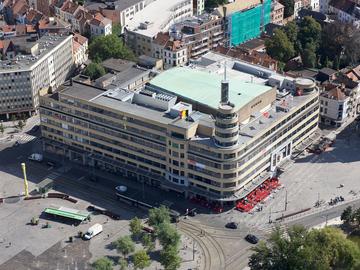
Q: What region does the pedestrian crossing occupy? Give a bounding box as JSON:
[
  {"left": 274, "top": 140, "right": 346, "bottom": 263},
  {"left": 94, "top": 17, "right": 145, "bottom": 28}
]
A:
[{"left": 17, "top": 133, "right": 37, "bottom": 144}]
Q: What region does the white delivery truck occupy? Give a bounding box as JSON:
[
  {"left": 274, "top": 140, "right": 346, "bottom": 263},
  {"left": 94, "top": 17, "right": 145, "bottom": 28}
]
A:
[{"left": 83, "top": 223, "right": 103, "bottom": 240}]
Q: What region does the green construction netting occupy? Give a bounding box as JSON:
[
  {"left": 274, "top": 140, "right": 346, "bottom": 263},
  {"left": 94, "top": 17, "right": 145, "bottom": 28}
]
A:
[{"left": 230, "top": 0, "right": 271, "bottom": 46}]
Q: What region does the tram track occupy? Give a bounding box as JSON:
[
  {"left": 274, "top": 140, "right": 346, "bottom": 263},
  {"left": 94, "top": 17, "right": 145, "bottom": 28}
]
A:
[{"left": 179, "top": 220, "right": 226, "bottom": 270}]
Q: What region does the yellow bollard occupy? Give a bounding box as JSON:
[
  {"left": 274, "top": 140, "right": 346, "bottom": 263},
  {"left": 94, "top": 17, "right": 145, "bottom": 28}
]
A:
[{"left": 21, "top": 163, "right": 29, "bottom": 197}]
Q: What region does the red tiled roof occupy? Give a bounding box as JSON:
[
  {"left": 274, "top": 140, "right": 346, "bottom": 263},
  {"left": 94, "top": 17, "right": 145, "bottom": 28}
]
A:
[{"left": 73, "top": 33, "right": 88, "bottom": 45}]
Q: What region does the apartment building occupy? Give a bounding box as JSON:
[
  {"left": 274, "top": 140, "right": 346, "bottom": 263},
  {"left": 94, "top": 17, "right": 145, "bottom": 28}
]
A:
[
  {"left": 329, "top": 0, "right": 360, "bottom": 27},
  {"left": 125, "top": 0, "right": 193, "bottom": 56},
  {"left": 73, "top": 33, "right": 88, "bottom": 67},
  {"left": 152, "top": 14, "right": 224, "bottom": 67},
  {"left": 86, "top": 0, "right": 146, "bottom": 32},
  {"left": 319, "top": 85, "right": 349, "bottom": 127},
  {"left": 271, "top": 1, "right": 284, "bottom": 25},
  {"left": 40, "top": 54, "right": 319, "bottom": 204},
  {"left": 0, "top": 34, "right": 73, "bottom": 118},
  {"left": 215, "top": 0, "right": 271, "bottom": 46},
  {"left": 193, "top": 0, "right": 205, "bottom": 15}
]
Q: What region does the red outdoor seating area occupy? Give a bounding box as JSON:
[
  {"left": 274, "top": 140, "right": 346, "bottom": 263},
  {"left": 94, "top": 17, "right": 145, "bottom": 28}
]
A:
[{"left": 236, "top": 178, "right": 280, "bottom": 212}]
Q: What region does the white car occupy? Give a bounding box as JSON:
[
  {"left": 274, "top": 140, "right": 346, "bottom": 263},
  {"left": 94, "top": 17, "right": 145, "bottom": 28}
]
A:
[
  {"left": 28, "top": 153, "right": 43, "bottom": 162},
  {"left": 115, "top": 186, "right": 127, "bottom": 193}
]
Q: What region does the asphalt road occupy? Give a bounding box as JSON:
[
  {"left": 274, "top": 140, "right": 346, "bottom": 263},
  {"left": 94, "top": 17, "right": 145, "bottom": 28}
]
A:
[{"left": 285, "top": 198, "right": 360, "bottom": 228}]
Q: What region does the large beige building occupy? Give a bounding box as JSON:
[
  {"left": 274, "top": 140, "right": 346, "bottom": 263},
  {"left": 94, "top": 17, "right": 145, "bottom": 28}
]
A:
[
  {"left": 40, "top": 60, "right": 319, "bottom": 205},
  {"left": 0, "top": 34, "right": 73, "bottom": 118}
]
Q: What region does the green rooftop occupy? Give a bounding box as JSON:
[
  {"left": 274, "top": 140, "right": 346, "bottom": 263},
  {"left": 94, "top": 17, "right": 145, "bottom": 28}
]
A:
[{"left": 150, "top": 67, "right": 272, "bottom": 111}]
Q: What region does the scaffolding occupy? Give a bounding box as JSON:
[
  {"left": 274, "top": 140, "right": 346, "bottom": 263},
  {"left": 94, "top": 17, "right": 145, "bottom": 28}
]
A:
[{"left": 230, "top": 0, "right": 271, "bottom": 46}]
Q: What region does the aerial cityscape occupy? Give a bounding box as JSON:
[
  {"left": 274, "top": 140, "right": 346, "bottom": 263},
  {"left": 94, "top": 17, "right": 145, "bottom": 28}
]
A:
[{"left": 1, "top": 0, "right": 360, "bottom": 269}]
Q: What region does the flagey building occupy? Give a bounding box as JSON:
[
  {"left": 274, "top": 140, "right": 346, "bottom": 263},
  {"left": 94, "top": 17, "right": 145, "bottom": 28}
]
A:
[
  {"left": 39, "top": 57, "right": 319, "bottom": 205},
  {"left": 0, "top": 34, "right": 73, "bottom": 118}
]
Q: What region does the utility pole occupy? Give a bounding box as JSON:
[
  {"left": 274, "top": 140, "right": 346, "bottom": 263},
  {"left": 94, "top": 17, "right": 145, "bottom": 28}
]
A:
[
  {"left": 192, "top": 240, "right": 195, "bottom": 261},
  {"left": 285, "top": 189, "right": 288, "bottom": 211}
]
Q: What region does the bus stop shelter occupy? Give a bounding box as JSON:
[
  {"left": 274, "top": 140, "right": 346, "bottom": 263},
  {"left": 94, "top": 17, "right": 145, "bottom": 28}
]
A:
[{"left": 44, "top": 205, "right": 90, "bottom": 224}]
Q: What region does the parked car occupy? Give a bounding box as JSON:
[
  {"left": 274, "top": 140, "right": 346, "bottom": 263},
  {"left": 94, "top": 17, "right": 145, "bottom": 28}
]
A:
[
  {"left": 225, "top": 222, "right": 238, "bottom": 229},
  {"left": 83, "top": 223, "right": 103, "bottom": 240},
  {"left": 245, "top": 234, "right": 259, "bottom": 244},
  {"left": 28, "top": 153, "right": 43, "bottom": 162},
  {"left": 115, "top": 185, "right": 127, "bottom": 193}
]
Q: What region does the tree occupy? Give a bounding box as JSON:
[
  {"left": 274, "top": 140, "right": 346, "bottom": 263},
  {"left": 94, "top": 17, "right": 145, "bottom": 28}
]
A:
[
  {"left": 249, "top": 226, "right": 360, "bottom": 270},
  {"left": 279, "top": 0, "right": 295, "bottom": 18},
  {"left": 283, "top": 21, "right": 298, "bottom": 44},
  {"left": 112, "top": 23, "right": 122, "bottom": 37},
  {"left": 129, "top": 217, "right": 143, "bottom": 239},
  {"left": 83, "top": 63, "right": 106, "bottom": 80},
  {"left": 118, "top": 258, "right": 128, "bottom": 270},
  {"left": 88, "top": 34, "right": 135, "bottom": 63},
  {"left": 92, "top": 257, "right": 113, "bottom": 270},
  {"left": 17, "top": 120, "right": 25, "bottom": 131},
  {"left": 301, "top": 43, "right": 317, "bottom": 68},
  {"left": 298, "top": 16, "right": 322, "bottom": 49},
  {"left": 342, "top": 206, "right": 354, "bottom": 225},
  {"left": 159, "top": 246, "right": 181, "bottom": 270},
  {"left": 141, "top": 232, "right": 155, "bottom": 252},
  {"left": 115, "top": 236, "right": 135, "bottom": 258},
  {"left": 344, "top": 31, "right": 360, "bottom": 66},
  {"left": 133, "top": 249, "right": 151, "bottom": 270},
  {"left": 0, "top": 122, "right": 5, "bottom": 136},
  {"left": 157, "top": 222, "right": 181, "bottom": 249},
  {"left": 148, "top": 205, "right": 171, "bottom": 227},
  {"left": 265, "top": 29, "right": 295, "bottom": 62},
  {"left": 205, "top": 0, "right": 228, "bottom": 9},
  {"left": 353, "top": 208, "right": 360, "bottom": 228},
  {"left": 10, "top": 115, "right": 17, "bottom": 127}
]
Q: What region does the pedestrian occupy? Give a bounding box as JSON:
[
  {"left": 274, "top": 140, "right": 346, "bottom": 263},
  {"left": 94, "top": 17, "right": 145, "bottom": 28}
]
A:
[{"left": 107, "top": 234, "right": 110, "bottom": 238}]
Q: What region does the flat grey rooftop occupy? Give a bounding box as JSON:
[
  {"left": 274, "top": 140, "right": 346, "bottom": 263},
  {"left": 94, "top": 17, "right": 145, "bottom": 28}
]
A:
[
  {"left": 101, "top": 58, "right": 135, "bottom": 73},
  {"left": 0, "top": 34, "right": 71, "bottom": 73},
  {"left": 61, "top": 82, "right": 105, "bottom": 101}
]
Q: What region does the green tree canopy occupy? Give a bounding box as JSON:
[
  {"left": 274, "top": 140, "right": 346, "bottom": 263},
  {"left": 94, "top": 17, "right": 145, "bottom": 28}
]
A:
[
  {"left": 89, "top": 34, "right": 135, "bottom": 63},
  {"left": 265, "top": 29, "right": 295, "bottom": 62},
  {"left": 148, "top": 206, "right": 171, "bottom": 227},
  {"left": 205, "top": 0, "right": 228, "bottom": 9},
  {"left": 284, "top": 21, "right": 298, "bottom": 44},
  {"left": 298, "top": 16, "right": 322, "bottom": 49},
  {"left": 141, "top": 232, "right": 155, "bottom": 252},
  {"left": 133, "top": 249, "right": 151, "bottom": 270},
  {"left": 342, "top": 206, "right": 354, "bottom": 225},
  {"left": 92, "top": 257, "right": 113, "bottom": 270},
  {"left": 83, "top": 62, "right": 106, "bottom": 80},
  {"left": 129, "top": 217, "right": 143, "bottom": 239},
  {"left": 159, "top": 246, "right": 182, "bottom": 270},
  {"left": 118, "top": 258, "right": 128, "bottom": 270},
  {"left": 279, "top": 0, "right": 294, "bottom": 18},
  {"left": 249, "top": 225, "right": 360, "bottom": 270},
  {"left": 114, "top": 236, "right": 135, "bottom": 258},
  {"left": 301, "top": 42, "right": 317, "bottom": 68},
  {"left": 157, "top": 222, "right": 181, "bottom": 249},
  {"left": 112, "top": 23, "right": 122, "bottom": 37}
]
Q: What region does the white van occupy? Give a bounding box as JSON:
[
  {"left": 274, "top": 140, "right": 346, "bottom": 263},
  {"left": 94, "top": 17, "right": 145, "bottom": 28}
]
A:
[{"left": 83, "top": 223, "right": 103, "bottom": 240}]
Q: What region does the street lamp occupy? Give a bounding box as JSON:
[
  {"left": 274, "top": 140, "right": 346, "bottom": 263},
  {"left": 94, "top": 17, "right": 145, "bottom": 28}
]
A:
[
  {"left": 21, "top": 163, "right": 29, "bottom": 197},
  {"left": 284, "top": 188, "right": 288, "bottom": 211}
]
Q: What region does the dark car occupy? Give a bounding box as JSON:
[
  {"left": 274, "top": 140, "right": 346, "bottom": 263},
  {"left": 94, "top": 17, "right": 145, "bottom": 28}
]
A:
[
  {"left": 245, "top": 234, "right": 259, "bottom": 244},
  {"left": 225, "top": 222, "right": 238, "bottom": 229}
]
